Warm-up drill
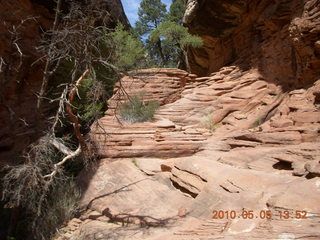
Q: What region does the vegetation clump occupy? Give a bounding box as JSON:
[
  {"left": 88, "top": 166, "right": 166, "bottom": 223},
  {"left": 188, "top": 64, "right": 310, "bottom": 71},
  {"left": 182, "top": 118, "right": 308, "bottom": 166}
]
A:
[
  {"left": 134, "top": 0, "right": 203, "bottom": 68},
  {"left": 108, "top": 24, "right": 146, "bottom": 70},
  {"left": 201, "top": 111, "right": 217, "bottom": 132},
  {"left": 119, "top": 94, "right": 159, "bottom": 123},
  {"left": 36, "top": 181, "right": 80, "bottom": 239},
  {"left": 253, "top": 117, "right": 265, "bottom": 127}
]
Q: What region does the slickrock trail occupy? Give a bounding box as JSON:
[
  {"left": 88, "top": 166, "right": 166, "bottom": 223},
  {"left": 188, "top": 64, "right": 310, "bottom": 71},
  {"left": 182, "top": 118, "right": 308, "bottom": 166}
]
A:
[
  {"left": 57, "top": 67, "right": 320, "bottom": 240},
  {"left": 56, "top": 0, "right": 320, "bottom": 239}
]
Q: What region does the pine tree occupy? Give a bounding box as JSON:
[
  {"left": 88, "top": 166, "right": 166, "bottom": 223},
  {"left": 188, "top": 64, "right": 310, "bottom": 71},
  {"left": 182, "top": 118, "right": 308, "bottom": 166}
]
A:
[
  {"left": 134, "top": 0, "right": 203, "bottom": 68},
  {"left": 109, "top": 24, "right": 145, "bottom": 70},
  {"left": 166, "top": 0, "right": 185, "bottom": 24},
  {"left": 135, "top": 0, "right": 167, "bottom": 64},
  {"left": 135, "top": 0, "right": 167, "bottom": 34},
  {"left": 149, "top": 20, "right": 203, "bottom": 68}
]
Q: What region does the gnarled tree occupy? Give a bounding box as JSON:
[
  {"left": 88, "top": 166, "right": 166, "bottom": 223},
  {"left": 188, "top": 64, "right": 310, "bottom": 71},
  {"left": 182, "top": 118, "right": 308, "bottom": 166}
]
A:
[{"left": 1, "top": 1, "right": 142, "bottom": 239}]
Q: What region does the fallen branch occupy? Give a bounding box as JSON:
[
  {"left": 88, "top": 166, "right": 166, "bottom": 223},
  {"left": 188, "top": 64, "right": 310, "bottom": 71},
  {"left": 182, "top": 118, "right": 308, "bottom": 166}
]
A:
[
  {"left": 37, "top": 69, "right": 89, "bottom": 216},
  {"left": 48, "top": 137, "right": 73, "bottom": 155},
  {"left": 43, "top": 145, "right": 81, "bottom": 180}
]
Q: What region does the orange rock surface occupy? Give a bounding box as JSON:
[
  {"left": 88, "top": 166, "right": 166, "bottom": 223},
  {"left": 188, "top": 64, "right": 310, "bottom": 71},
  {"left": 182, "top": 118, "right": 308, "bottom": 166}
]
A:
[
  {"left": 56, "top": 0, "right": 320, "bottom": 239},
  {"left": 56, "top": 64, "right": 320, "bottom": 239}
]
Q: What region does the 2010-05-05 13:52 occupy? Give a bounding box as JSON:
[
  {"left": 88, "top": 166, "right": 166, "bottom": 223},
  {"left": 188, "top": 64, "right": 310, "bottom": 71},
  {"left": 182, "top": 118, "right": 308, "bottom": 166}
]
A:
[{"left": 212, "top": 210, "right": 308, "bottom": 220}]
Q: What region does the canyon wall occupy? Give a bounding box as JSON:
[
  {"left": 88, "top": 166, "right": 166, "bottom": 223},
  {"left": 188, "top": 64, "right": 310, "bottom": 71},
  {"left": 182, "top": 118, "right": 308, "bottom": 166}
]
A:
[
  {"left": 55, "top": 1, "right": 320, "bottom": 239},
  {"left": 1, "top": 0, "right": 319, "bottom": 239},
  {"left": 184, "top": 0, "right": 320, "bottom": 89}
]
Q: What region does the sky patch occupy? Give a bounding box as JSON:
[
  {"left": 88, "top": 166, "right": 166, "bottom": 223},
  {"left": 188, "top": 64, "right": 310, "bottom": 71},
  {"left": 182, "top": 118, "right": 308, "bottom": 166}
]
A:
[{"left": 122, "top": 0, "right": 172, "bottom": 26}]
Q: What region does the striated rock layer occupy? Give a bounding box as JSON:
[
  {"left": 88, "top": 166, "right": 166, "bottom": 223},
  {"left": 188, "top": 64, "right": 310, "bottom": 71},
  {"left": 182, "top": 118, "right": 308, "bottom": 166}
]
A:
[
  {"left": 184, "top": 0, "right": 320, "bottom": 88},
  {"left": 57, "top": 64, "right": 320, "bottom": 239},
  {"left": 56, "top": 0, "right": 320, "bottom": 239}
]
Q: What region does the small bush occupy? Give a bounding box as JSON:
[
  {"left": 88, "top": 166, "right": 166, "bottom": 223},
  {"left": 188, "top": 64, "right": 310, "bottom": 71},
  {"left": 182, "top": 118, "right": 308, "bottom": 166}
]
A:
[
  {"left": 75, "top": 76, "right": 107, "bottom": 125},
  {"left": 36, "top": 181, "right": 81, "bottom": 240},
  {"left": 202, "top": 118, "right": 217, "bottom": 132},
  {"left": 131, "top": 158, "right": 139, "bottom": 168},
  {"left": 201, "top": 111, "right": 217, "bottom": 132},
  {"left": 119, "top": 94, "right": 159, "bottom": 123},
  {"left": 253, "top": 117, "right": 265, "bottom": 127}
]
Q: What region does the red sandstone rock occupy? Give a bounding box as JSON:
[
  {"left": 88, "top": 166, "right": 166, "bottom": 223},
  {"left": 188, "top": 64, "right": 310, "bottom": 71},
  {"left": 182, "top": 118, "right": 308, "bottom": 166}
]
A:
[
  {"left": 185, "top": 0, "right": 320, "bottom": 88},
  {"left": 56, "top": 0, "right": 320, "bottom": 239},
  {"left": 69, "top": 64, "right": 320, "bottom": 239}
]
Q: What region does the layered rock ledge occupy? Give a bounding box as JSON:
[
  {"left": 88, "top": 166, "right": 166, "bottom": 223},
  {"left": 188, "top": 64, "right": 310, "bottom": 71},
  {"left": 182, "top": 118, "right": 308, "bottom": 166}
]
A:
[
  {"left": 56, "top": 0, "right": 320, "bottom": 239},
  {"left": 56, "top": 65, "right": 320, "bottom": 240}
]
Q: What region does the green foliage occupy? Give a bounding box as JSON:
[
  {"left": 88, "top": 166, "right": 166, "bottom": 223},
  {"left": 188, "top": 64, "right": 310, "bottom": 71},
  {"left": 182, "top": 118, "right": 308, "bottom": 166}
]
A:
[
  {"left": 109, "top": 24, "right": 145, "bottom": 70},
  {"left": 135, "top": 0, "right": 167, "bottom": 35},
  {"left": 201, "top": 111, "right": 217, "bottom": 132},
  {"left": 119, "top": 94, "right": 159, "bottom": 123},
  {"left": 50, "top": 23, "right": 146, "bottom": 134},
  {"left": 74, "top": 75, "right": 106, "bottom": 126},
  {"left": 69, "top": 20, "right": 149, "bottom": 129},
  {"left": 253, "top": 117, "right": 265, "bottom": 127},
  {"left": 149, "top": 21, "right": 203, "bottom": 67},
  {"left": 166, "top": 0, "right": 185, "bottom": 24},
  {"left": 36, "top": 181, "right": 80, "bottom": 240},
  {"left": 150, "top": 21, "right": 203, "bottom": 48},
  {"left": 134, "top": 0, "right": 202, "bottom": 68}
]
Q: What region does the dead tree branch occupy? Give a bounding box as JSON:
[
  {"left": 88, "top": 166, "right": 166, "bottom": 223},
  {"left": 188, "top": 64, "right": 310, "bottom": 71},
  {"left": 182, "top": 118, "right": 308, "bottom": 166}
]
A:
[
  {"left": 42, "top": 146, "right": 81, "bottom": 180},
  {"left": 0, "top": 57, "right": 6, "bottom": 73},
  {"left": 65, "top": 69, "right": 89, "bottom": 149},
  {"left": 51, "top": 85, "right": 68, "bottom": 133},
  {"left": 37, "top": 0, "right": 63, "bottom": 108}
]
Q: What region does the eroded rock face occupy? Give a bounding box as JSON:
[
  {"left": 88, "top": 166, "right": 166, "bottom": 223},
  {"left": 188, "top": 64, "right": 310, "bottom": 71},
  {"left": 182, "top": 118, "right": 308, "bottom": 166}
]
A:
[
  {"left": 184, "top": 0, "right": 320, "bottom": 88},
  {"left": 55, "top": 1, "right": 320, "bottom": 239},
  {"left": 57, "top": 65, "right": 320, "bottom": 239},
  {"left": 0, "top": 0, "right": 129, "bottom": 166},
  {"left": 0, "top": 0, "right": 53, "bottom": 165},
  {"left": 90, "top": 68, "right": 205, "bottom": 159}
]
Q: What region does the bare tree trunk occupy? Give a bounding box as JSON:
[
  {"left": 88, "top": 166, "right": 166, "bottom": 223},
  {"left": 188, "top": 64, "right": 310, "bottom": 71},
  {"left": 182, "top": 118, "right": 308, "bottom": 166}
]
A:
[
  {"left": 184, "top": 48, "right": 191, "bottom": 72},
  {"left": 157, "top": 38, "right": 166, "bottom": 65}
]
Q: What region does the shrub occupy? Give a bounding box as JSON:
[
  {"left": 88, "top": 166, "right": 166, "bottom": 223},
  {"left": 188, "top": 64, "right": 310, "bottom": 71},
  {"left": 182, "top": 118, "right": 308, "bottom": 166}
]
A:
[
  {"left": 109, "top": 24, "right": 146, "bottom": 70},
  {"left": 35, "top": 180, "right": 81, "bottom": 240},
  {"left": 74, "top": 76, "right": 107, "bottom": 129},
  {"left": 119, "top": 94, "right": 159, "bottom": 123},
  {"left": 253, "top": 117, "right": 265, "bottom": 127},
  {"left": 1, "top": 135, "right": 83, "bottom": 240},
  {"left": 201, "top": 111, "right": 217, "bottom": 132}
]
